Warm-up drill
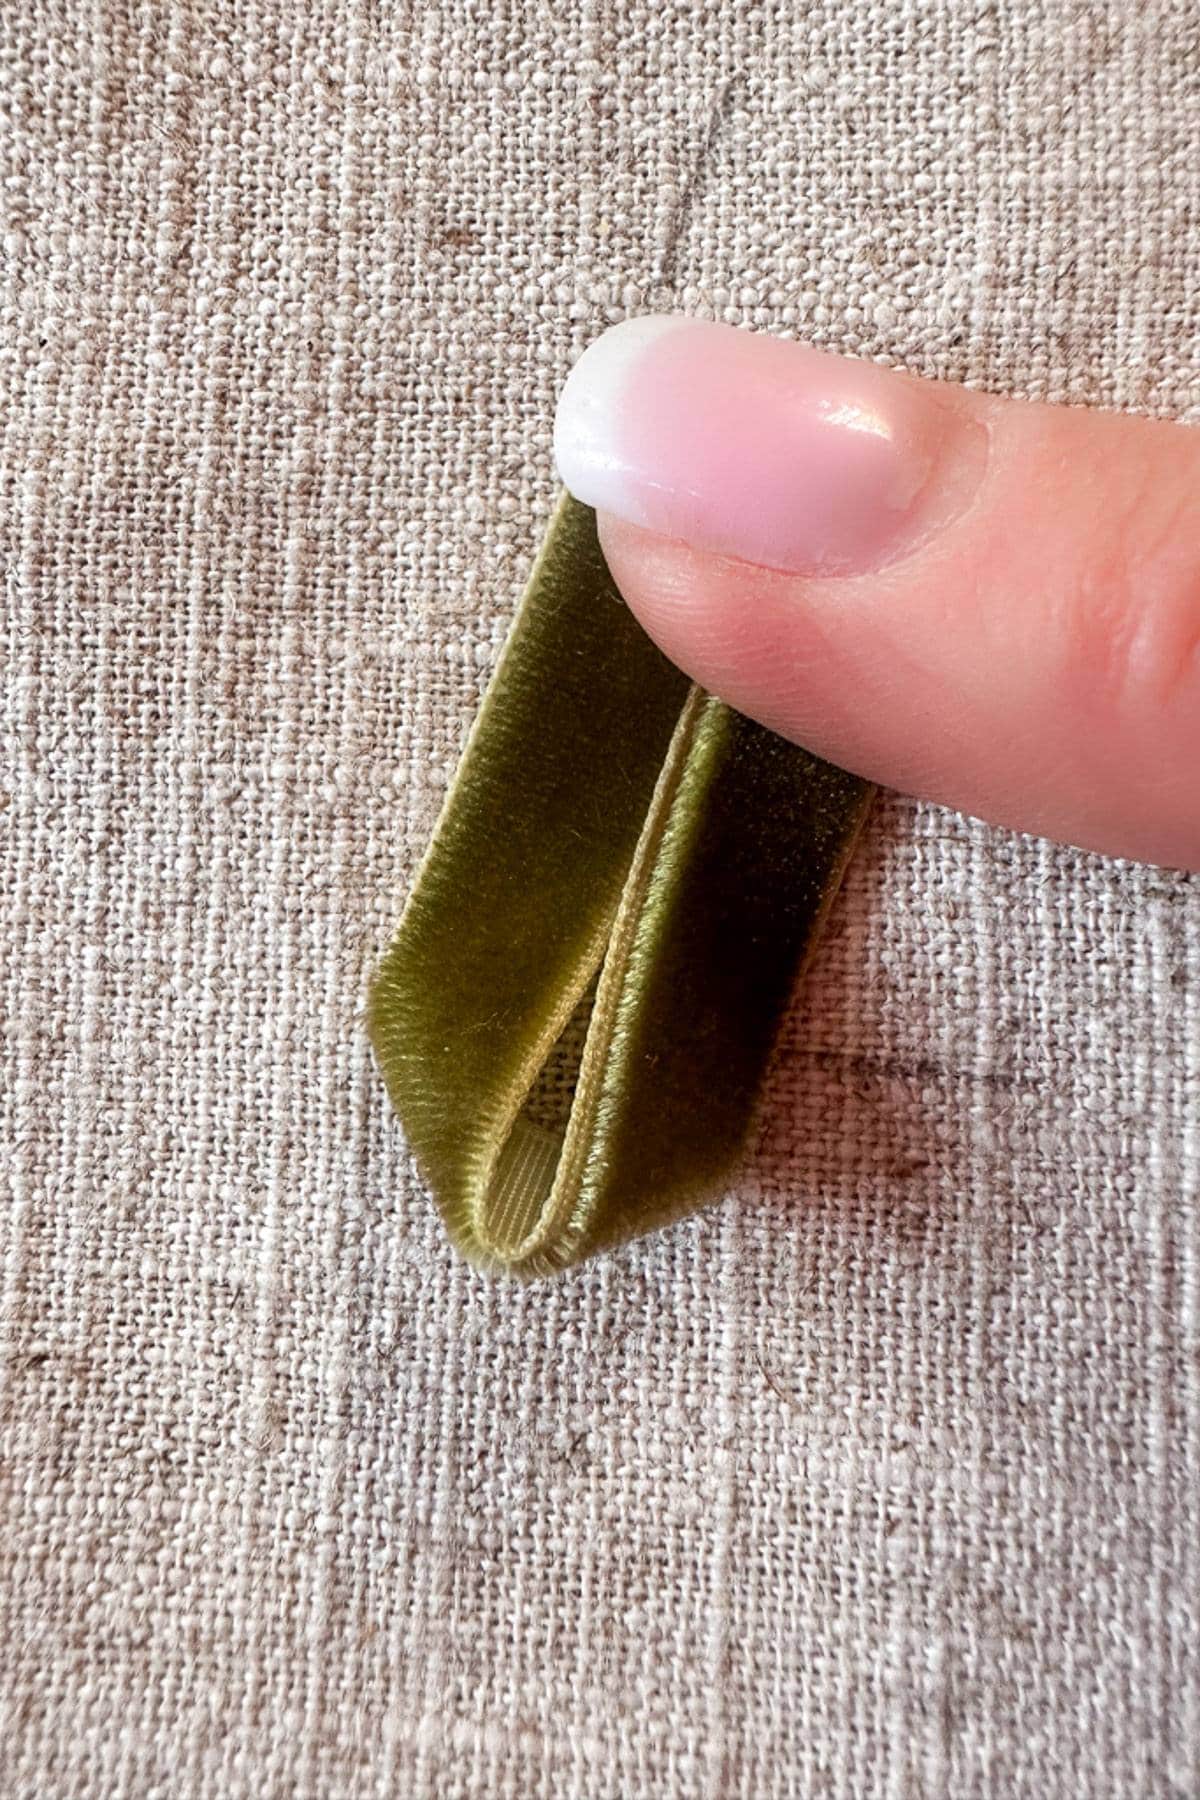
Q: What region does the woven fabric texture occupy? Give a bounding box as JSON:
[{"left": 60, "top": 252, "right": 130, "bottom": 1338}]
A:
[{"left": 1, "top": 2, "right": 1198, "bottom": 1795}]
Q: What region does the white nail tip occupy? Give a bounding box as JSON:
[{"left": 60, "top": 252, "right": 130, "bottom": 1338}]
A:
[{"left": 553, "top": 316, "right": 684, "bottom": 518}]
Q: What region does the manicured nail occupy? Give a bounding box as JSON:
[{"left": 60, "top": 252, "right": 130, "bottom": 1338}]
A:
[{"left": 553, "top": 315, "right": 986, "bottom": 576}]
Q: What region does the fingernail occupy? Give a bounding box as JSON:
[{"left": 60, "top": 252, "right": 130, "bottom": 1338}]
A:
[{"left": 553, "top": 315, "right": 986, "bottom": 576}]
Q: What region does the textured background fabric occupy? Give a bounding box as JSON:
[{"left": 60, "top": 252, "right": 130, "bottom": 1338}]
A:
[{"left": 1, "top": 1, "right": 1198, "bottom": 1794}]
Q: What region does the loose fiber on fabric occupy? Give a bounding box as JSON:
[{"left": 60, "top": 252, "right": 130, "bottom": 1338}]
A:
[{"left": 1, "top": 2, "right": 1197, "bottom": 1796}]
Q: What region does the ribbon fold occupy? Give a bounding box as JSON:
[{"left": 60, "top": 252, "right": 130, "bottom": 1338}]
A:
[{"left": 369, "top": 495, "right": 872, "bottom": 1275}]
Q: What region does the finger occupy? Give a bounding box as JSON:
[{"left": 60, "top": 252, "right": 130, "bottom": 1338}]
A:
[{"left": 553, "top": 315, "right": 1200, "bottom": 869}]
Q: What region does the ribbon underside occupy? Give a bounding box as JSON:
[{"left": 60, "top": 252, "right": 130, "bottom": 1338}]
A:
[{"left": 368, "top": 494, "right": 873, "bottom": 1275}]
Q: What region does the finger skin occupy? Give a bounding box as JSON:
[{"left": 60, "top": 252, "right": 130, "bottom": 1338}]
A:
[{"left": 595, "top": 388, "right": 1200, "bottom": 869}]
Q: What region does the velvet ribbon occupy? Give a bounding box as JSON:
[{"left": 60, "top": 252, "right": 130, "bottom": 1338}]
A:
[{"left": 368, "top": 495, "right": 873, "bottom": 1275}]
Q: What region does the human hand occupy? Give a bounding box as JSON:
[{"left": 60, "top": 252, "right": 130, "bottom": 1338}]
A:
[{"left": 554, "top": 317, "right": 1200, "bottom": 870}]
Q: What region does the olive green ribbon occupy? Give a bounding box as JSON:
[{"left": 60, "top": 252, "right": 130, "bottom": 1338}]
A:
[{"left": 368, "top": 494, "right": 872, "bottom": 1276}]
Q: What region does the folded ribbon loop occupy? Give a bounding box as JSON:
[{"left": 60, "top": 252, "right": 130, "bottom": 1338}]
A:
[{"left": 368, "top": 495, "right": 872, "bottom": 1275}]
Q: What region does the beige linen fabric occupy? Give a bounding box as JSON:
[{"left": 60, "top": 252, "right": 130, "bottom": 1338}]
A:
[{"left": 1, "top": 2, "right": 1198, "bottom": 1794}]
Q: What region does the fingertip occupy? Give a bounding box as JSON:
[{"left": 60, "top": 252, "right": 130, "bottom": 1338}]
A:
[
  {"left": 595, "top": 508, "right": 1200, "bottom": 870},
  {"left": 574, "top": 320, "right": 1200, "bottom": 868},
  {"left": 596, "top": 512, "right": 900, "bottom": 773}
]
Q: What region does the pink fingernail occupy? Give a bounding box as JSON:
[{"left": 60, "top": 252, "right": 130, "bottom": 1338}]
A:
[{"left": 553, "top": 315, "right": 986, "bottom": 576}]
